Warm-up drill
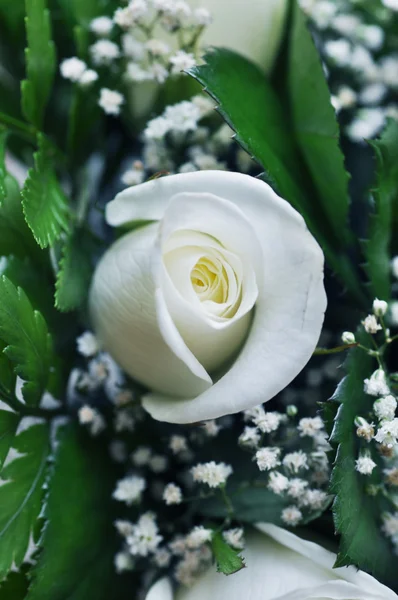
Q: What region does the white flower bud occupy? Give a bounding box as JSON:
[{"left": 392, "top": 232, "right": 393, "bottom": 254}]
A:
[
  {"left": 373, "top": 298, "right": 388, "bottom": 317},
  {"left": 341, "top": 331, "right": 355, "bottom": 344}
]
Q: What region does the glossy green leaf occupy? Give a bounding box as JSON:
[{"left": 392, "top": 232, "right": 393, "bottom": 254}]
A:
[
  {"left": 0, "top": 275, "right": 54, "bottom": 405},
  {"left": 364, "top": 119, "right": 398, "bottom": 300},
  {"left": 288, "top": 2, "right": 351, "bottom": 247},
  {"left": 0, "top": 423, "right": 50, "bottom": 580},
  {"left": 21, "top": 134, "right": 71, "bottom": 249},
  {"left": 211, "top": 532, "right": 245, "bottom": 576},
  {"left": 55, "top": 229, "right": 93, "bottom": 312},
  {"left": 330, "top": 335, "right": 397, "bottom": 591},
  {"left": 0, "top": 410, "right": 19, "bottom": 469},
  {"left": 27, "top": 424, "right": 122, "bottom": 600},
  {"left": 21, "top": 0, "right": 56, "bottom": 128}
]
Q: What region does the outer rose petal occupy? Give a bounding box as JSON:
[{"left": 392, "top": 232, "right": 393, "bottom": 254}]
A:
[
  {"left": 146, "top": 578, "right": 173, "bottom": 600},
  {"left": 101, "top": 172, "right": 326, "bottom": 423}
]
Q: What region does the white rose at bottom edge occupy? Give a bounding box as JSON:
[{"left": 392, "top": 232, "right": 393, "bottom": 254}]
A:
[
  {"left": 89, "top": 171, "right": 326, "bottom": 424},
  {"left": 145, "top": 524, "right": 397, "bottom": 600}
]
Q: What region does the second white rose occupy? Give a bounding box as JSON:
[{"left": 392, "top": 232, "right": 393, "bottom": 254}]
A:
[{"left": 89, "top": 171, "right": 326, "bottom": 424}]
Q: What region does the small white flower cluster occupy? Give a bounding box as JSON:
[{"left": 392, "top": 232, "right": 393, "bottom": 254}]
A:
[
  {"left": 113, "top": 474, "right": 146, "bottom": 505},
  {"left": 60, "top": 57, "right": 98, "bottom": 86},
  {"left": 299, "top": 0, "right": 398, "bottom": 141},
  {"left": 191, "top": 461, "right": 233, "bottom": 488},
  {"left": 115, "top": 512, "right": 163, "bottom": 559},
  {"left": 120, "top": 95, "right": 256, "bottom": 187},
  {"left": 382, "top": 512, "right": 398, "bottom": 553}
]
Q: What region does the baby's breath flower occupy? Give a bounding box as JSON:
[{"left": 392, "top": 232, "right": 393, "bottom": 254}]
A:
[
  {"left": 149, "top": 454, "right": 168, "bottom": 473},
  {"left": 78, "top": 405, "right": 106, "bottom": 436},
  {"left": 122, "top": 161, "right": 145, "bottom": 186},
  {"left": 191, "top": 461, "right": 233, "bottom": 488},
  {"left": 281, "top": 505, "right": 302, "bottom": 526},
  {"left": 90, "top": 16, "right": 113, "bottom": 36},
  {"left": 144, "top": 116, "right": 171, "bottom": 140},
  {"left": 364, "top": 369, "right": 390, "bottom": 397},
  {"left": 186, "top": 526, "right": 213, "bottom": 549},
  {"left": 374, "top": 395, "right": 397, "bottom": 421},
  {"left": 79, "top": 69, "right": 98, "bottom": 86},
  {"left": 355, "top": 416, "right": 375, "bottom": 441},
  {"left": 193, "top": 7, "right": 212, "bottom": 26},
  {"left": 283, "top": 451, "right": 309, "bottom": 474},
  {"left": 239, "top": 426, "right": 261, "bottom": 448},
  {"left": 297, "top": 416, "right": 325, "bottom": 438},
  {"left": 301, "top": 489, "right": 328, "bottom": 510},
  {"left": 356, "top": 455, "right": 377, "bottom": 475},
  {"left": 169, "top": 50, "right": 196, "bottom": 74},
  {"left": 255, "top": 447, "right": 281, "bottom": 472},
  {"left": 98, "top": 88, "right": 124, "bottom": 115},
  {"left": 154, "top": 548, "right": 172, "bottom": 568},
  {"left": 342, "top": 331, "right": 356, "bottom": 344},
  {"left": 374, "top": 418, "right": 398, "bottom": 447},
  {"left": 163, "top": 483, "right": 183, "bottom": 505},
  {"left": 113, "top": 475, "right": 146, "bottom": 505},
  {"left": 202, "top": 420, "right": 220, "bottom": 437},
  {"left": 90, "top": 39, "right": 120, "bottom": 65},
  {"left": 60, "top": 57, "right": 87, "bottom": 82},
  {"left": 253, "top": 409, "right": 283, "bottom": 434},
  {"left": 131, "top": 446, "right": 152, "bottom": 466},
  {"left": 122, "top": 34, "right": 146, "bottom": 60},
  {"left": 114, "top": 409, "right": 135, "bottom": 433},
  {"left": 76, "top": 331, "right": 99, "bottom": 357},
  {"left": 268, "top": 471, "right": 289, "bottom": 495},
  {"left": 382, "top": 512, "right": 398, "bottom": 539},
  {"left": 287, "top": 478, "right": 309, "bottom": 499},
  {"left": 127, "top": 512, "right": 163, "bottom": 556},
  {"left": 362, "top": 314, "right": 382, "bottom": 334},
  {"left": 146, "top": 38, "right": 170, "bottom": 56},
  {"left": 169, "top": 435, "right": 188, "bottom": 454},
  {"left": 223, "top": 528, "right": 245, "bottom": 550},
  {"left": 114, "top": 551, "right": 134, "bottom": 573},
  {"left": 373, "top": 299, "right": 388, "bottom": 317}
]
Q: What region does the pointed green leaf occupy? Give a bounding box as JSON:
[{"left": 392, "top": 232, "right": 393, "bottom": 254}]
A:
[
  {"left": 363, "top": 119, "right": 398, "bottom": 300},
  {"left": 211, "top": 532, "right": 245, "bottom": 576},
  {"left": 55, "top": 230, "right": 93, "bottom": 312},
  {"left": 0, "top": 410, "right": 19, "bottom": 469},
  {"left": 27, "top": 424, "right": 122, "bottom": 600},
  {"left": 21, "top": 0, "right": 56, "bottom": 128},
  {"left": 0, "top": 275, "right": 54, "bottom": 405},
  {"left": 21, "top": 134, "right": 71, "bottom": 249},
  {"left": 288, "top": 2, "right": 351, "bottom": 248},
  {"left": 330, "top": 335, "right": 397, "bottom": 591},
  {"left": 0, "top": 422, "right": 50, "bottom": 580},
  {"left": 0, "top": 131, "right": 38, "bottom": 259}
]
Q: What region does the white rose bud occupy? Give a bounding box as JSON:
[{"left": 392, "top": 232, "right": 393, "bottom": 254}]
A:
[
  {"left": 90, "top": 171, "right": 326, "bottom": 424},
  {"left": 341, "top": 331, "right": 356, "bottom": 344},
  {"left": 145, "top": 524, "right": 397, "bottom": 600},
  {"left": 373, "top": 298, "right": 388, "bottom": 317}
]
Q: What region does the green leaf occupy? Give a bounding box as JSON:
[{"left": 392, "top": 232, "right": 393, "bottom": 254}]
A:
[
  {"left": 0, "top": 422, "right": 50, "bottom": 580},
  {"left": 0, "top": 131, "right": 38, "bottom": 259},
  {"left": 211, "top": 532, "right": 245, "bottom": 576},
  {"left": 0, "top": 569, "right": 30, "bottom": 599},
  {"left": 21, "top": 0, "right": 56, "bottom": 128},
  {"left": 287, "top": 2, "right": 351, "bottom": 247},
  {"left": 330, "top": 336, "right": 397, "bottom": 590},
  {"left": 55, "top": 229, "right": 93, "bottom": 312},
  {"left": 363, "top": 119, "right": 398, "bottom": 301},
  {"left": 21, "top": 134, "right": 71, "bottom": 249},
  {"left": 27, "top": 424, "right": 123, "bottom": 600},
  {"left": 200, "top": 486, "right": 287, "bottom": 524},
  {"left": 0, "top": 275, "right": 54, "bottom": 406},
  {"left": 0, "top": 410, "right": 19, "bottom": 469},
  {"left": 188, "top": 49, "right": 314, "bottom": 226},
  {"left": 57, "top": 0, "right": 109, "bottom": 26}
]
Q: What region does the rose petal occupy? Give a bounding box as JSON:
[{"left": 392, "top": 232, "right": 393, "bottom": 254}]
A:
[{"left": 146, "top": 577, "right": 173, "bottom": 600}]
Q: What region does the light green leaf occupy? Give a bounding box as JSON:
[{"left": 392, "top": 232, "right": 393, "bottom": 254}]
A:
[
  {"left": 0, "top": 275, "right": 54, "bottom": 406},
  {"left": 0, "top": 410, "right": 19, "bottom": 469},
  {"left": 0, "top": 131, "right": 38, "bottom": 259},
  {"left": 55, "top": 230, "right": 93, "bottom": 312},
  {"left": 211, "top": 532, "right": 245, "bottom": 576},
  {"left": 21, "top": 0, "right": 56, "bottom": 128},
  {"left": 330, "top": 334, "right": 397, "bottom": 590},
  {"left": 0, "top": 422, "right": 50, "bottom": 580},
  {"left": 288, "top": 2, "right": 351, "bottom": 248},
  {"left": 363, "top": 119, "right": 398, "bottom": 300},
  {"left": 27, "top": 424, "right": 123, "bottom": 600},
  {"left": 21, "top": 134, "right": 71, "bottom": 249}
]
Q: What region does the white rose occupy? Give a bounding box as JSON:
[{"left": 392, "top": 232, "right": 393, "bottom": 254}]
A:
[
  {"left": 89, "top": 171, "right": 326, "bottom": 424},
  {"left": 188, "top": 0, "right": 288, "bottom": 72},
  {"left": 146, "top": 524, "right": 397, "bottom": 600}
]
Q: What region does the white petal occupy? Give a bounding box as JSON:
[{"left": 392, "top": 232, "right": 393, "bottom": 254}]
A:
[
  {"left": 146, "top": 578, "right": 173, "bottom": 600},
  {"left": 136, "top": 172, "right": 326, "bottom": 423},
  {"left": 89, "top": 223, "right": 211, "bottom": 397}
]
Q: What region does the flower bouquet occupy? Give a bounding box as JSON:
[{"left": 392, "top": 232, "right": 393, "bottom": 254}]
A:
[{"left": 0, "top": 0, "right": 398, "bottom": 598}]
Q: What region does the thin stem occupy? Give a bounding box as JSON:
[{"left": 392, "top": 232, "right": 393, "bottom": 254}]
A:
[
  {"left": 0, "top": 390, "right": 64, "bottom": 419},
  {"left": 0, "top": 111, "right": 36, "bottom": 142},
  {"left": 219, "top": 485, "right": 234, "bottom": 523},
  {"left": 313, "top": 343, "right": 358, "bottom": 356}
]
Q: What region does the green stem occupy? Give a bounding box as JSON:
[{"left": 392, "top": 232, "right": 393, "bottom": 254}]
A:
[
  {"left": 0, "top": 391, "right": 64, "bottom": 419},
  {"left": 219, "top": 485, "right": 234, "bottom": 522},
  {"left": 0, "top": 111, "right": 36, "bottom": 142},
  {"left": 313, "top": 343, "right": 358, "bottom": 355}
]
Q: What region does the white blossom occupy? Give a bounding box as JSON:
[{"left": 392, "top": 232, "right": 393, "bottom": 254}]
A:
[
  {"left": 169, "top": 50, "right": 196, "bottom": 74},
  {"left": 202, "top": 420, "right": 220, "bottom": 437},
  {"left": 283, "top": 451, "right": 309, "bottom": 474},
  {"left": 78, "top": 405, "right": 106, "bottom": 436},
  {"left": 99, "top": 88, "right": 124, "bottom": 115},
  {"left": 382, "top": 512, "right": 398, "bottom": 539},
  {"left": 60, "top": 57, "right": 87, "bottom": 82},
  {"left": 163, "top": 483, "right": 183, "bottom": 505},
  {"left": 114, "top": 551, "right": 134, "bottom": 573},
  {"left": 154, "top": 548, "right": 172, "bottom": 567},
  {"left": 392, "top": 256, "right": 398, "bottom": 279},
  {"left": 193, "top": 7, "right": 212, "bottom": 26},
  {"left": 192, "top": 94, "right": 215, "bottom": 117},
  {"left": 374, "top": 395, "right": 397, "bottom": 421},
  {"left": 90, "top": 39, "right": 120, "bottom": 65},
  {"left": 364, "top": 369, "right": 390, "bottom": 397},
  {"left": 79, "top": 69, "right": 98, "bottom": 86},
  {"left": 186, "top": 526, "right": 213, "bottom": 548},
  {"left": 76, "top": 331, "right": 99, "bottom": 357},
  {"left": 122, "top": 34, "right": 145, "bottom": 60},
  {"left": 146, "top": 39, "right": 170, "bottom": 56},
  {"left": 374, "top": 418, "right": 398, "bottom": 447},
  {"left": 164, "top": 101, "right": 200, "bottom": 132},
  {"left": 380, "top": 56, "right": 398, "bottom": 89},
  {"left": 239, "top": 426, "right": 261, "bottom": 448},
  {"left": 355, "top": 417, "right": 375, "bottom": 442},
  {"left": 132, "top": 446, "right": 152, "bottom": 466},
  {"left": 127, "top": 513, "right": 163, "bottom": 556},
  {"left": 383, "top": 0, "right": 398, "bottom": 9},
  {"left": 252, "top": 408, "right": 283, "bottom": 434},
  {"left": 255, "top": 447, "right": 281, "bottom": 472},
  {"left": 122, "top": 161, "right": 145, "bottom": 186},
  {"left": 114, "top": 519, "right": 135, "bottom": 538},
  {"left": 347, "top": 109, "right": 385, "bottom": 141},
  {"left": 149, "top": 62, "right": 169, "bottom": 84},
  {"left": 149, "top": 454, "right": 168, "bottom": 473},
  {"left": 324, "top": 39, "right": 351, "bottom": 66},
  {"left": 287, "top": 478, "right": 308, "bottom": 499},
  {"left": 113, "top": 475, "right": 146, "bottom": 505},
  {"left": 333, "top": 86, "right": 357, "bottom": 111},
  {"left": 302, "top": 489, "right": 329, "bottom": 510},
  {"left": 90, "top": 16, "right": 113, "bottom": 36},
  {"left": 191, "top": 461, "right": 233, "bottom": 488},
  {"left": 332, "top": 14, "right": 360, "bottom": 36},
  {"left": 268, "top": 472, "right": 289, "bottom": 495},
  {"left": 126, "top": 62, "right": 151, "bottom": 82},
  {"left": 342, "top": 331, "right": 356, "bottom": 344},
  {"left": 297, "top": 416, "right": 325, "bottom": 438},
  {"left": 359, "top": 25, "right": 384, "bottom": 50},
  {"left": 355, "top": 455, "right": 377, "bottom": 475},
  {"left": 223, "top": 528, "right": 244, "bottom": 550},
  {"left": 362, "top": 314, "right": 382, "bottom": 334},
  {"left": 114, "top": 409, "right": 135, "bottom": 432},
  {"left": 281, "top": 506, "right": 302, "bottom": 526},
  {"left": 169, "top": 435, "right": 188, "bottom": 454},
  {"left": 373, "top": 299, "right": 388, "bottom": 317},
  {"left": 144, "top": 116, "right": 171, "bottom": 140},
  {"left": 390, "top": 301, "right": 398, "bottom": 327}
]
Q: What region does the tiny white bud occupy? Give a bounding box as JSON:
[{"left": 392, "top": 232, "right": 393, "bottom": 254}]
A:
[
  {"left": 373, "top": 298, "right": 388, "bottom": 317},
  {"left": 342, "top": 331, "right": 356, "bottom": 344}
]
